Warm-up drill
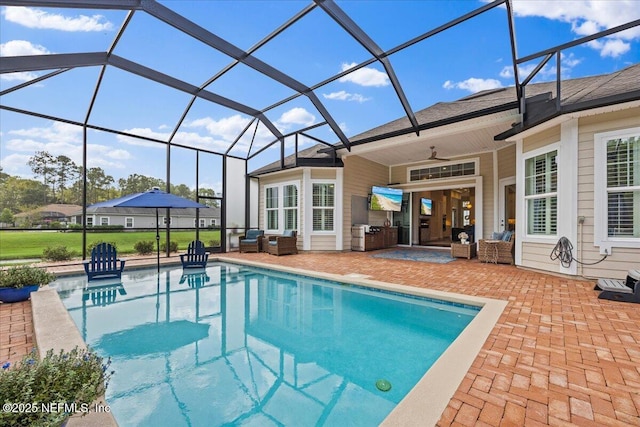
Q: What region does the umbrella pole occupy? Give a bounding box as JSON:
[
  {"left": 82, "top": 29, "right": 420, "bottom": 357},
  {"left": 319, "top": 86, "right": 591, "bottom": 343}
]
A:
[{"left": 156, "top": 208, "right": 160, "bottom": 274}]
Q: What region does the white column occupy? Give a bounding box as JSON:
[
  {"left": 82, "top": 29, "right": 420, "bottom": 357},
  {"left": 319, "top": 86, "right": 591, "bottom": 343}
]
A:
[{"left": 558, "top": 119, "right": 579, "bottom": 275}]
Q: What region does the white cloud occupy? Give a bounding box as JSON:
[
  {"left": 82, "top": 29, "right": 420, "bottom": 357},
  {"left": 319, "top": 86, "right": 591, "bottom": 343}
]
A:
[
  {"left": 188, "top": 115, "right": 253, "bottom": 141},
  {"left": 587, "top": 38, "right": 631, "bottom": 58},
  {"left": 443, "top": 78, "right": 503, "bottom": 93},
  {"left": 0, "top": 40, "right": 51, "bottom": 82},
  {"left": 322, "top": 90, "right": 370, "bottom": 103},
  {"left": 277, "top": 107, "right": 315, "bottom": 127},
  {"left": 184, "top": 115, "right": 275, "bottom": 153},
  {"left": 8, "top": 121, "right": 82, "bottom": 144},
  {"left": 3, "top": 122, "right": 132, "bottom": 172},
  {"left": 507, "top": 0, "right": 640, "bottom": 58},
  {"left": 3, "top": 6, "right": 113, "bottom": 32},
  {"left": 0, "top": 71, "right": 40, "bottom": 82},
  {"left": 0, "top": 39, "right": 50, "bottom": 56},
  {"left": 115, "top": 128, "right": 169, "bottom": 148},
  {"left": 338, "top": 62, "right": 390, "bottom": 87},
  {"left": 499, "top": 52, "right": 582, "bottom": 81},
  {"left": 0, "top": 153, "right": 32, "bottom": 176},
  {"left": 105, "top": 149, "right": 131, "bottom": 160}
]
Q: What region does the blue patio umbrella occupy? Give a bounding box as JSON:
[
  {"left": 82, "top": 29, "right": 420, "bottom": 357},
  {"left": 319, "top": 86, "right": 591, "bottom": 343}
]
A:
[{"left": 88, "top": 187, "right": 209, "bottom": 272}]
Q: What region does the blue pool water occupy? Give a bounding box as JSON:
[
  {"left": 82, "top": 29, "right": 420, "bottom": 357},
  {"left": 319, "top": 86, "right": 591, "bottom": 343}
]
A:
[{"left": 53, "top": 262, "right": 479, "bottom": 426}]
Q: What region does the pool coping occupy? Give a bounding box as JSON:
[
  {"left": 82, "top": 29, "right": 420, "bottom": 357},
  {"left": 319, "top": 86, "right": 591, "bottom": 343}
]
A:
[
  {"left": 31, "top": 289, "right": 118, "bottom": 427},
  {"left": 34, "top": 256, "right": 507, "bottom": 426}
]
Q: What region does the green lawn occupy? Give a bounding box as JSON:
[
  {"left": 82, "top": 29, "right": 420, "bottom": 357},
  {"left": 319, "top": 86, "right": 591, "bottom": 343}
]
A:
[{"left": 0, "top": 230, "right": 221, "bottom": 260}]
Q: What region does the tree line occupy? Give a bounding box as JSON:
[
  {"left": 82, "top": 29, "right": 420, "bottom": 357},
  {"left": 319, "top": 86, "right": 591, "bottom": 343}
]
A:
[{"left": 0, "top": 151, "right": 220, "bottom": 221}]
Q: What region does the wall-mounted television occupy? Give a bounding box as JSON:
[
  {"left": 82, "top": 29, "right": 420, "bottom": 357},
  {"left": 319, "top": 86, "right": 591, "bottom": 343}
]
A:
[
  {"left": 369, "top": 186, "right": 402, "bottom": 212},
  {"left": 420, "top": 198, "right": 432, "bottom": 216}
]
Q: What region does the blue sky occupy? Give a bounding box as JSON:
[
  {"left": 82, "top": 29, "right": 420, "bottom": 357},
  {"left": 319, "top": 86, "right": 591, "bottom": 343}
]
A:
[{"left": 1, "top": 0, "right": 639, "bottom": 195}]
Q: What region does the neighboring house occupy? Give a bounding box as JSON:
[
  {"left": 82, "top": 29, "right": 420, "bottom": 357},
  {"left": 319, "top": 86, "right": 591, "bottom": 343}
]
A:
[
  {"left": 250, "top": 63, "right": 640, "bottom": 280},
  {"left": 71, "top": 206, "right": 221, "bottom": 229},
  {"left": 14, "top": 204, "right": 83, "bottom": 226}
]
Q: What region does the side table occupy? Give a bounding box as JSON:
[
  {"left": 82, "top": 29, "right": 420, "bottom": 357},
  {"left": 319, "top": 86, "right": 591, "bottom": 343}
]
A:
[{"left": 451, "top": 242, "right": 476, "bottom": 259}]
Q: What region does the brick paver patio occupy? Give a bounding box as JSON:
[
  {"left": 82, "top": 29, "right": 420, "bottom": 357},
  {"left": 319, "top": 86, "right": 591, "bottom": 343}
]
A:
[{"left": 2, "top": 250, "right": 639, "bottom": 426}]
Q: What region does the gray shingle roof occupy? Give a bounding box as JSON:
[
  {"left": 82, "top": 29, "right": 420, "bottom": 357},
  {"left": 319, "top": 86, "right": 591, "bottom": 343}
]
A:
[{"left": 251, "top": 62, "right": 640, "bottom": 175}]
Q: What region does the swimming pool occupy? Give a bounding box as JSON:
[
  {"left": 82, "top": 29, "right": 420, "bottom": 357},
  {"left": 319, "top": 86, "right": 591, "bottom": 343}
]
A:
[{"left": 53, "top": 261, "right": 482, "bottom": 426}]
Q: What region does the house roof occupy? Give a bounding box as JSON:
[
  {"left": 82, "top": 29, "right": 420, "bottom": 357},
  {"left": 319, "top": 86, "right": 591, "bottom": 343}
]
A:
[
  {"left": 77, "top": 206, "right": 221, "bottom": 217},
  {"left": 250, "top": 62, "right": 640, "bottom": 175},
  {"left": 14, "top": 204, "right": 83, "bottom": 218},
  {"left": 250, "top": 144, "right": 338, "bottom": 176},
  {"left": 347, "top": 62, "right": 640, "bottom": 146}
]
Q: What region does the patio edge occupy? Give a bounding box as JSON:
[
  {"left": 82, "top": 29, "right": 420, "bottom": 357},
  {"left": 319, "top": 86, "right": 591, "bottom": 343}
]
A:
[{"left": 31, "top": 288, "right": 118, "bottom": 427}]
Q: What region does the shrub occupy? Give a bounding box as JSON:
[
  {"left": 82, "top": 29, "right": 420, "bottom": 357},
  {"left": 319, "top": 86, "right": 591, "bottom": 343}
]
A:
[
  {"left": 86, "top": 225, "right": 124, "bottom": 233},
  {"left": 207, "top": 239, "right": 221, "bottom": 247},
  {"left": 42, "top": 245, "right": 75, "bottom": 262},
  {"left": 0, "top": 265, "right": 55, "bottom": 289},
  {"left": 0, "top": 347, "right": 113, "bottom": 426},
  {"left": 160, "top": 241, "right": 178, "bottom": 253},
  {"left": 134, "top": 240, "right": 155, "bottom": 255}
]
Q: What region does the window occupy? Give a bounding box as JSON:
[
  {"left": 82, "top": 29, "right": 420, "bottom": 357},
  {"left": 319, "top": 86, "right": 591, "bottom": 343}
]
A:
[
  {"left": 603, "top": 131, "right": 640, "bottom": 238},
  {"left": 283, "top": 184, "right": 298, "bottom": 230},
  {"left": 312, "top": 183, "right": 334, "bottom": 231},
  {"left": 525, "top": 150, "right": 557, "bottom": 235},
  {"left": 409, "top": 161, "right": 476, "bottom": 181},
  {"left": 210, "top": 219, "right": 217, "bottom": 227},
  {"left": 264, "top": 182, "right": 299, "bottom": 232},
  {"left": 265, "top": 186, "right": 279, "bottom": 231},
  {"left": 125, "top": 217, "right": 134, "bottom": 228},
  {"left": 194, "top": 218, "right": 206, "bottom": 228},
  {"left": 163, "top": 217, "right": 172, "bottom": 225},
  {"left": 86, "top": 217, "right": 93, "bottom": 227},
  {"left": 100, "top": 217, "right": 109, "bottom": 226}
]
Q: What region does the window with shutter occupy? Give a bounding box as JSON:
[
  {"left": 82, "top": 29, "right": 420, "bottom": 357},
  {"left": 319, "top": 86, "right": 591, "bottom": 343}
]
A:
[
  {"left": 525, "top": 150, "right": 557, "bottom": 236},
  {"left": 264, "top": 182, "right": 299, "bottom": 233},
  {"left": 605, "top": 135, "right": 639, "bottom": 238},
  {"left": 265, "top": 186, "right": 279, "bottom": 231},
  {"left": 312, "top": 183, "right": 334, "bottom": 231}
]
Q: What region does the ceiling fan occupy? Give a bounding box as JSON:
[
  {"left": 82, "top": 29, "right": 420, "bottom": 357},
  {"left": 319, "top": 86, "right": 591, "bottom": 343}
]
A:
[{"left": 428, "top": 146, "right": 450, "bottom": 161}]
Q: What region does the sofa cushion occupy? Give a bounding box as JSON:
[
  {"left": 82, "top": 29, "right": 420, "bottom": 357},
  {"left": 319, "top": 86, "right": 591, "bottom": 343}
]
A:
[
  {"left": 283, "top": 230, "right": 295, "bottom": 237},
  {"left": 502, "top": 231, "right": 513, "bottom": 242},
  {"left": 241, "top": 238, "right": 257, "bottom": 243},
  {"left": 491, "top": 231, "right": 504, "bottom": 240}
]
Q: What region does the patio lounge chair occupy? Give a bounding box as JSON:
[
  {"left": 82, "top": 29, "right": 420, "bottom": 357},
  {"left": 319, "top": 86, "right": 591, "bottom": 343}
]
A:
[
  {"left": 239, "top": 229, "right": 264, "bottom": 253},
  {"left": 83, "top": 243, "right": 126, "bottom": 281},
  {"left": 267, "top": 230, "right": 298, "bottom": 256},
  {"left": 180, "top": 240, "right": 209, "bottom": 269},
  {"left": 597, "top": 270, "right": 640, "bottom": 303}
]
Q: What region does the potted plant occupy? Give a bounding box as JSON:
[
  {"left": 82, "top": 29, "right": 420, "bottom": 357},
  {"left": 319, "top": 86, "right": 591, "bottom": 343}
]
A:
[
  {"left": 0, "top": 265, "right": 55, "bottom": 303},
  {"left": 0, "top": 346, "right": 113, "bottom": 426},
  {"left": 458, "top": 231, "right": 469, "bottom": 244}
]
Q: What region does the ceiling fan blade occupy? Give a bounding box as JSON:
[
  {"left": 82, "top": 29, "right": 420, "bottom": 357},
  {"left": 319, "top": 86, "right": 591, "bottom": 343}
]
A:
[{"left": 428, "top": 146, "right": 450, "bottom": 161}]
